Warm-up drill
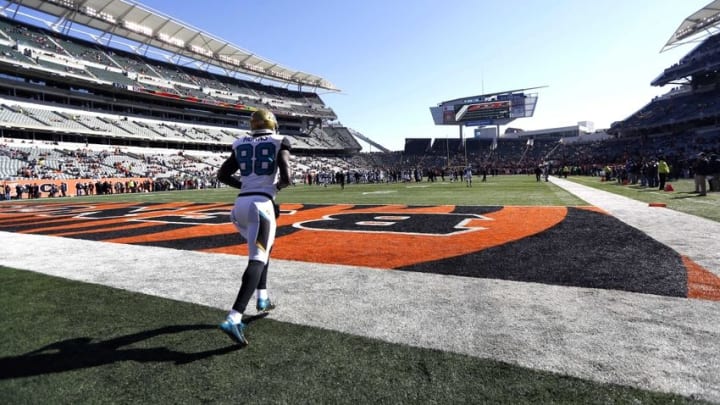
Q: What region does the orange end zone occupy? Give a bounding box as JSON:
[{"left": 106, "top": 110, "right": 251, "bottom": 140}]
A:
[
  {"left": 684, "top": 256, "right": 720, "bottom": 301},
  {"left": 575, "top": 206, "right": 609, "bottom": 215}
]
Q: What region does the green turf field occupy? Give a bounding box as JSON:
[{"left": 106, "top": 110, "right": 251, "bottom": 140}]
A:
[
  {"left": 3, "top": 175, "right": 586, "bottom": 206},
  {"left": 566, "top": 176, "right": 719, "bottom": 222},
  {"left": 8, "top": 175, "right": 715, "bottom": 223}
]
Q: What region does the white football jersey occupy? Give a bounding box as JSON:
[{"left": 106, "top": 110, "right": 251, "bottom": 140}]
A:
[{"left": 230, "top": 130, "right": 291, "bottom": 197}]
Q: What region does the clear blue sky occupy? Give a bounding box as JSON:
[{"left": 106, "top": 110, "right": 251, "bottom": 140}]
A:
[{"left": 138, "top": 0, "right": 708, "bottom": 151}]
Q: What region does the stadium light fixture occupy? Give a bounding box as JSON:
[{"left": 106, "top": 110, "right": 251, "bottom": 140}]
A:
[
  {"left": 189, "top": 44, "right": 213, "bottom": 58},
  {"left": 217, "top": 55, "right": 241, "bottom": 67},
  {"left": 122, "top": 21, "right": 153, "bottom": 37},
  {"left": 83, "top": 7, "right": 116, "bottom": 24},
  {"left": 157, "top": 33, "right": 185, "bottom": 48},
  {"left": 49, "top": 0, "right": 75, "bottom": 8}
]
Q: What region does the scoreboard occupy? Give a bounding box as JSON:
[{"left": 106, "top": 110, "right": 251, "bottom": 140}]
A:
[
  {"left": 455, "top": 100, "right": 511, "bottom": 122},
  {"left": 430, "top": 88, "right": 541, "bottom": 127}
]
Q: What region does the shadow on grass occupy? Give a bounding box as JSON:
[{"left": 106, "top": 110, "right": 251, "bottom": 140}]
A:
[
  {"left": 671, "top": 194, "right": 707, "bottom": 200},
  {"left": 0, "top": 323, "right": 243, "bottom": 379}
]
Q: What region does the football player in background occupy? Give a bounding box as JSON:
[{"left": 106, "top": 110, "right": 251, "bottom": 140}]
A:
[
  {"left": 464, "top": 165, "right": 473, "bottom": 187},
  {"left": 216, "top": 108, "right": 292, "bottom": 346}
]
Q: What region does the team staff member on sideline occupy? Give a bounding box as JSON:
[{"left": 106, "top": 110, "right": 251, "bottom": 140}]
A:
[
  {"left": 216, "top": 108, "right": 292, "bottom": 346},
  {"left": 657, "top": 156, "right": 670, "bottom": 191}
]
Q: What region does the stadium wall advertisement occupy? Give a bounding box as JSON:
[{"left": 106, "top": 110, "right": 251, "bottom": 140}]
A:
[{"left": 2, "top": 177, "right": 152, "bottom": 199}]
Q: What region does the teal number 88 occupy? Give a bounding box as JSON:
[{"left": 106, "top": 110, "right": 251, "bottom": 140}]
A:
[{"left": 234, "top": 142, "right": 277, "bottom": 176}]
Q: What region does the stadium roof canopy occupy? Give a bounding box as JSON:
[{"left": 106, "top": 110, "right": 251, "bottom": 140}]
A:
[
  {"left": 2, "top": 0, "right": 339, "bottom": 91},
  {"left": 662, "top": 0, "right": 720, "bottom": 52}
]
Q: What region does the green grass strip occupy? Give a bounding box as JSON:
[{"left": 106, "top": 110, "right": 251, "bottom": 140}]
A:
[
  {"left": 3, "top": 175, "right": 587, "bottom": 207},
  {"left": 566, "top": 176, "right": 719, "bottom": 222}
]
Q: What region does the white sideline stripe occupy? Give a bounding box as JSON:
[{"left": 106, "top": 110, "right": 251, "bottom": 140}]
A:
[{"left": 1, "top": 230, "right": 720, "bottom": 402}]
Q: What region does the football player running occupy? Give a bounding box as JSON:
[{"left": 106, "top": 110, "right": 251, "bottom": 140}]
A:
[{"left": 216, "top": 108, "right": 292, "bottom": 346}]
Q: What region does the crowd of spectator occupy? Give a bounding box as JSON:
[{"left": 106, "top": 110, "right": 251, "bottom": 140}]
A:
[{"left": 2, "top": 125, "right": 720, "bottom": 201}]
